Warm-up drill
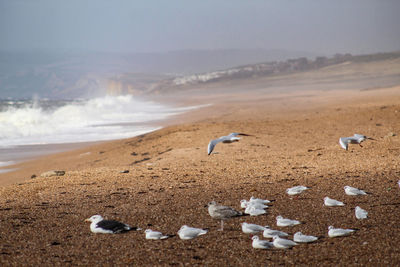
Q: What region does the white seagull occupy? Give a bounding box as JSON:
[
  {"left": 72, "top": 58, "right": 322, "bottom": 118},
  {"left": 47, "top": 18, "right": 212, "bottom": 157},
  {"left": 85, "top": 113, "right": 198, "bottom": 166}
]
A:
[
  {"left": 85, "top": 215, "right": 140, "bottom": 234},
  {"left": 276, "top": 215, "right": 301, "bottom": 227},
  {"left": 249, "top": 196, "right": 274, "bottom": 204},
  {"left": 286, "top": 185, "right": 310, "bottom": 196},
  {"left": 244, "top": 205, "right": 267, "bottom": 216},
  {"left": 328, "top": 226, "right": 356, "bottom": 237},
  {"left": 293, "top": 232, "right": 318, "bottom": 243},
  {"left": 145, "top": 229, "right": 169, "bottom": 240},
  {"left": 240, "top": 200, "right": 268, "bottom": 209},
  {"left": 241, "top": 222, "right": 267, "bottom": 234},
  {"left": 252, "top": 236, "right": 274, "bottom": 249},
  {"left": 207, "top": 201, "right": 243, "bottom": 230},
  {"left": 324, "top": 197, "right": 345, "bottom": 207},
  {"left": 272, "top": 236, "right": 298, "bottom": 249},
  {"left": 355, "top": 206, "right": 368, "bottom": 219},
  {"left": 344, "top": 186, "right": 368, "bottom": 196},
  {"left": 177, "top": 225, "right": 208, "bottom": 240},
  {"left": 207, "top": 132, "right": 251, "bottom": 155},
  {"left": 339, "top": 134, "right": 375, "bottom": 150},
  {"left": 263, "top": 227, "right": 289, "bottom": 238}
]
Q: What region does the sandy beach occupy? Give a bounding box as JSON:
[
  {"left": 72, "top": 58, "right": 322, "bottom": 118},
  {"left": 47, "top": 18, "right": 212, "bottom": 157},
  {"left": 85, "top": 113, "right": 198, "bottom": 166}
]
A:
[{"left": 1, "top": 76, "right": 400, "bottom": 265}]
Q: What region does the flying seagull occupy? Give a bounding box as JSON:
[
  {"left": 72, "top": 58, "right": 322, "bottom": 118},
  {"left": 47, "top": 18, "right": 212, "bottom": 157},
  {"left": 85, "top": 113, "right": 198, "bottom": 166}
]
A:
[
  {"left": 85, "top": 215, "right": 140, "bottom": 234},
  {"left": 339, "top": 134, "right": 375, "bottom": 150},
  {"left": 207, "top": 132, "right": 251, "bottom": 155},
  {"left": 207, "top": 201, "right": 243, "bottom": 230}
]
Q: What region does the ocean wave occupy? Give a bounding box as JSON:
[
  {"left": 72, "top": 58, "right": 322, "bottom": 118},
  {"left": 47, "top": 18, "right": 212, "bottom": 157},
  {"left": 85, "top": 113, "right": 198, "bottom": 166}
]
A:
[{"left": 0, "top": 95, "right": 184, "bottom": 147}]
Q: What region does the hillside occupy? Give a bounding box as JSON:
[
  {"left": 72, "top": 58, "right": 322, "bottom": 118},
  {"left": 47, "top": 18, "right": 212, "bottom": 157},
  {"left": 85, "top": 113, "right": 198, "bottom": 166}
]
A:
[
  {"left": 0, "top": 49, "right": 315, "bottom": 99},
  {"left": 141, "top": 51, "right": 400, "bottom": 96}
]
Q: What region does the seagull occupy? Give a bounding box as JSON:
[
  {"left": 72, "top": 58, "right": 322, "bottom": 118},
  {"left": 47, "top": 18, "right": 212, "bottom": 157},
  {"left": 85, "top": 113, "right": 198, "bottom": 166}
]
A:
[
  {"left": 328, "top": 226, "right": 356, "bottom": 237},
  {"left": 207, "top": 132, "right": 251, "bottom": 155},
  {"left": 263, "top": 227, "right": 289, "bottom": 238},
  {"left": 344, "top": 186, "right": 368, "bottom": 196},
  {"left": 85, "top": 215, "right": 140, "bottom": 234},
  {"left": 339, "top": 134, "right": 375, "bottom": 150},
  {"left": 145, "top": 229, "right": 169, "bottom": 240},
  {"left": 251, "top": 236, "right": 274, "bottom": 249},
  {"left": 207, "top": 201, "right": 243, "bottom": 230},
  {"left": 276, "top": 215, "right": 301, "bottom": 227},
  {"left": 293, "top": 232, "right": 318, "bottom": 243},
  {"left": 324, "top": 197, "right": 345, "bottom": 207},
  {"left": 244, "top": 205, "right": 267, "bottom": 216},
  {"left": 355, "top": 206, "right": 368, "bottom": 219},
  {"left": 286, "top": 185, "right": 310, "bottom": 196},
  {"left": 177, "top": 225, "right": 208, "bottom": 240},
  {"left": 241, "top": 222, "right": 267, "bottom": 234},
  {"left": 272, "top": 236, "right": 298, "bottom": 249},
  {"left": 249, "top": 196, "right": 274, "bottom": 204},
  {"left": 240, "top": 200, "right": 268, "bottom": 209}
]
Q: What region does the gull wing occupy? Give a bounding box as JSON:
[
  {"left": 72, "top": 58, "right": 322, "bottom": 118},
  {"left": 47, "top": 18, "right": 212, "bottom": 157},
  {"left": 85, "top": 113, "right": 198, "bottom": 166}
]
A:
[
  {"left": 96, "top": 220, "right": 131, "bottom": 233},
  {"left": 228, "top": 132, "right": 251, "bottom": 137},
  {"left": 208, "top": 138, "right": 223, "bottom": 155},
  {"left": 339, "top": 137, "right": 349, "bottom": 150},
  {"left": 213, "top": 205, "right": 242, "bottom": 218}
]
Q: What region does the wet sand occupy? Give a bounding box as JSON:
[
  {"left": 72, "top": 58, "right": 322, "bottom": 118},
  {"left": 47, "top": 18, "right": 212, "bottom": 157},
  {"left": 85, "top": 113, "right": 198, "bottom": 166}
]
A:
[{"left": 0, "top": 85, "right": 399, "bottom": 265}]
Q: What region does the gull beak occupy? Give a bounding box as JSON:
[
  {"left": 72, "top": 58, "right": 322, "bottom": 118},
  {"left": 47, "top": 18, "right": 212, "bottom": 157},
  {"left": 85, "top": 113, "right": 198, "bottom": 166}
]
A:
[
  {"left": 367, "top": 137, "right": 376, "bottom": 141},
  {"left": 84, "top": 218, "right": 91, "bottom": 222}
]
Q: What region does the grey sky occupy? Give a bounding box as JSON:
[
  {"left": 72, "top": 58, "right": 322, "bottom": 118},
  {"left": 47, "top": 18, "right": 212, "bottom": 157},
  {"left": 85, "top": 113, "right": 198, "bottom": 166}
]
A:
[{"left": 1, "top": 0, "right": 399, "bottom": 55}]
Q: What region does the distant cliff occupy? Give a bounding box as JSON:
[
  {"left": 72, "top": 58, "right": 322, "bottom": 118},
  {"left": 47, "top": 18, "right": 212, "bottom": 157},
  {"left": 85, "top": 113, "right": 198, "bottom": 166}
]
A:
[{"left": 141, "top": 51, "right": 400, "bottom": 95}]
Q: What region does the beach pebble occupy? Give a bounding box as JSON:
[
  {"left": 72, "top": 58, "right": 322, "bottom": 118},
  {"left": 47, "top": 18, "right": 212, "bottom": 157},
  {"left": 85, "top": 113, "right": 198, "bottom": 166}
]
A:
[{"left": 40, "top": 170, "right": 66, "bottom": 177}]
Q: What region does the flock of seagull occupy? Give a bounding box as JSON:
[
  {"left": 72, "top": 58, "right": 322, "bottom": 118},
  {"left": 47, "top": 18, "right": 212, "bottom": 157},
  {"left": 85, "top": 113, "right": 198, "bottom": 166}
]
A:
[
  {"left": 85, "top": 183, "right": 369, "bottom": 249},
  {"left": 84, "top": 131, "right": 377, "bottom": 251}
]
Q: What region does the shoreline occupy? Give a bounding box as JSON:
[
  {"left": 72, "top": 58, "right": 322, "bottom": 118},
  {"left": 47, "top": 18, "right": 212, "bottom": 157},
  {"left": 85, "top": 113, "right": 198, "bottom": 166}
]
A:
[
  {"left": 0, "top": 98, "right": 205, "bottom": 181},
  {"left": 1, "top": 85, "right": 399, "bottom": 187},
  {"left": 0, "top": 83, "right": 399, "bottom": 265}
]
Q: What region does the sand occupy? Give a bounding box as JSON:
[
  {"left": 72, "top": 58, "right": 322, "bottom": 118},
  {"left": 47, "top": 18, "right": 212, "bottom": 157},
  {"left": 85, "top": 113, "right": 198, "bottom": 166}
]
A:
[{"left": 0, "top": 84, "right": 400, "bottom": 266}]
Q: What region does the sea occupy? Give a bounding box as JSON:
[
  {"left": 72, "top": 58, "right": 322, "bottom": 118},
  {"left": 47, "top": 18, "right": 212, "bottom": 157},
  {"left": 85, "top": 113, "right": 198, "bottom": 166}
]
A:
[{"left": 0, "top": 95, "right": 192, "bottom": 173}]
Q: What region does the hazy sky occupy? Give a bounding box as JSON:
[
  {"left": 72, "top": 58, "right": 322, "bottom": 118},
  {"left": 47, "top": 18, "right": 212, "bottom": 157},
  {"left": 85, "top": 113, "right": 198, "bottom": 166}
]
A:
[{"left": 1, "top": 0, "right": 399, "bottom": 55}]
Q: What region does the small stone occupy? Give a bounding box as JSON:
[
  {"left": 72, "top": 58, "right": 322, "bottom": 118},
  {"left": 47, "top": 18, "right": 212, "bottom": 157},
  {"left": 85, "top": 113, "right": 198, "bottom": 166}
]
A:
[
  {"left": 40, "top": 170, "right": 66, "bottom": 178},
  {"left": 120, "top": 170, "right": 129, "bottom": 173}
]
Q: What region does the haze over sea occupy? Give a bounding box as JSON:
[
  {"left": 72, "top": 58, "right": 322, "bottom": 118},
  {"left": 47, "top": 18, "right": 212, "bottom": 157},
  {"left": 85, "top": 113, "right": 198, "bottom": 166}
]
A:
[{"left": 0, "top": 95, "right": 190, "bottom": 170}]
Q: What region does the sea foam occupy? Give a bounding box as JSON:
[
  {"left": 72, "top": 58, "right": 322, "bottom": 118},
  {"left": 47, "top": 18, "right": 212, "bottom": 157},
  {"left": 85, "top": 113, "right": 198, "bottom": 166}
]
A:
[{"left": 0, "top": 95, "right": 187, "bottom": 147}]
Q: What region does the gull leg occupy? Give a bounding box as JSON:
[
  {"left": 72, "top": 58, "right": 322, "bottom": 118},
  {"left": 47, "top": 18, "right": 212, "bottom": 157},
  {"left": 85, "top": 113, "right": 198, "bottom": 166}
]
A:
[{"left": 218, "top": 220, "right": 224, "bottom": 231}]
